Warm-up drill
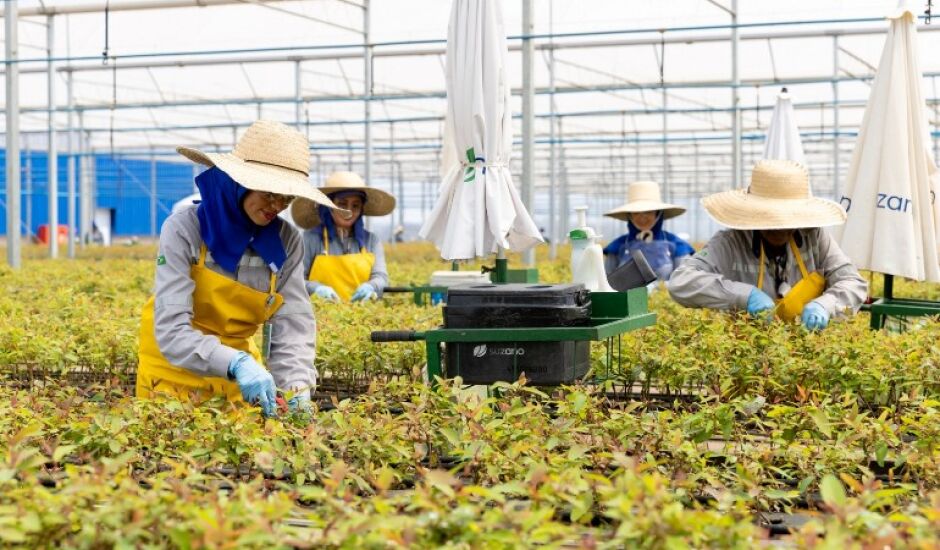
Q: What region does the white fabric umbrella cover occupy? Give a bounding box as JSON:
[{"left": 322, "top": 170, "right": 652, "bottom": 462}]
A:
[
  {"left": 763, "top": 89, "right": 806, "bottom": 166},
  {"left": 419, "top": 0, "right": 542, "bottom": 260},
  {"left": 833, "top": 2, "right": 940, "bottom": 282}
]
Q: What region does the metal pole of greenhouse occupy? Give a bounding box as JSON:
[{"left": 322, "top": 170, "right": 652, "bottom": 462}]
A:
[
  {"left": 521, "top": 0, "right": 536, "bottom": 265},
  {"left": 5, "top": 2, "right": 22, "bottom": 268},
  {"left": 47, "top": 15, "right": 59, "bottom": 259},
  {"left": 731, "top": 0, "right": 741, "bottom": 189}
]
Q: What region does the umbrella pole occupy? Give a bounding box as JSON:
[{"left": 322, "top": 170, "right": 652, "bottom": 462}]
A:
[
  {"left": 494, "top": 247, "right": 508, "bottom": 283},
  {"left": 883, "top": 273, "right": 894, "bottom": 301}
]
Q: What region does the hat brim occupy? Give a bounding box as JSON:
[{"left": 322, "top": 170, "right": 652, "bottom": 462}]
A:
[
  {"left": 604, "top": 200, "right": 686, "bottom": 222},
  {"left": 290, "top": 185, "right": 396, "bottom": 230},
  {"left": 176, "top": 146, "right": 339, "bottom": 210},
  {"left": 702, "top": 189, "right": 847, "bottom": 230}
]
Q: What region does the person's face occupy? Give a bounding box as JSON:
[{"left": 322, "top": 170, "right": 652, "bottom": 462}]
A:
[
  {"left": 242, "top": 190, "right": 294, "bottom": 226},
  {"left": 330, "top": 195, "right": 364, "bottom": 229},
  {"left": 630, "top": 210, "right": 659, "bottom": 232},
  {"left": 760, "top": 229, "right": 796, "bottom": 247}
]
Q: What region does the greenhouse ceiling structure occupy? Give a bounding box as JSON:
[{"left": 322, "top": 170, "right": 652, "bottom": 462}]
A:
[{"left": 2, "top": 0, "right": 940, "bottom": 264}]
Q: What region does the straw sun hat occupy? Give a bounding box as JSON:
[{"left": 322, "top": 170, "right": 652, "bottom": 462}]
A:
[
  {"left": 291, "top": 171, "right": 396, "bottom": 230},
  {"left": 604, "top": 181, "right": 686, "bottom": 221},
  {"left": 702, "top": 159, "right": 846, "bottom": 230},
  {"left": 177, "top": 120, "right": 338, "bottom": 210}
]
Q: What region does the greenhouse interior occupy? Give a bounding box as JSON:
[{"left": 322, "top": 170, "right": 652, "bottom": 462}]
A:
[{"left": 2, "top": 0, "right": 940, "bottom": 546}]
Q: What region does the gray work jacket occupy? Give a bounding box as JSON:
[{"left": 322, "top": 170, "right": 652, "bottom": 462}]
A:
[
  {"left": 301, "top": 228, "right": 389, "bottom": 297},
  {"left": 666, "top": 228, "right": 868, "bottom": 317},
  {"left": 152, "top": 206, "right": 317, "bottom": 391}
]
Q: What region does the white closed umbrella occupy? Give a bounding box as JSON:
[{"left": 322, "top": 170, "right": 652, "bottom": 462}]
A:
[
  {"left": 419, "top": 0, "right": 542, "bottom": 260},
  {"left": 763, "top": 89, "right": 806, "bottom": 166},
  {"left": 833, "top": 1, "right": 940, "bottom": 283}
]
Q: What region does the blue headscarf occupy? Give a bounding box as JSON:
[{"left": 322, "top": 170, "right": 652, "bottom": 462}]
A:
[
  {"left": 194, "top": 167, "right": 287, "bottom": 273},
  {"left": 316, "top": 190, "right": 368, "bottom": 251}
]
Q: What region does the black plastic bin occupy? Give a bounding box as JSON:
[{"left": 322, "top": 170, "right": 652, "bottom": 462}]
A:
[
  {"left": 442, "top": 283, "right": 592, "bottom": 384},
  {"left": 443, "top": 283, "right": 592, "bottom": 329}
]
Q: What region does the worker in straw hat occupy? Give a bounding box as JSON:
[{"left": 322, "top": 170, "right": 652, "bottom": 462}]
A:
[
  {"left": 137, "top": 120, "right": 339, "bottom": 418},
  {"left": 290, "top": 171, "right": 396, "bottom": 303},
  {"left": 603, "top": 180, "right": 695, "bottom": 280},
  {"left": 667, "top": 159, "right": 867, "bottom": 330}
]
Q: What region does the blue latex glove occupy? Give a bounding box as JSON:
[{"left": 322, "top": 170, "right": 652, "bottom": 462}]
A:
[
  {"left": 801, "top": 301, "right": 830, "bottom": 331},
  {"left": 747, "top": 287, "right": 775, "bottom": 319},
  {"left": 227, "top": 352, "right": 277, "bottom": 418},
  {"left": 288, "top": 391, "right": 313, "bottom": 414},
  {"left": 313, "top": 285, "right": 340, "bottom": 302},
  {"left": 350, "top": 282, "right": 377, "bottom": 302}
]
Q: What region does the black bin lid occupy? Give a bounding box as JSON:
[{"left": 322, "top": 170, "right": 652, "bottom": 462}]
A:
[{"left": 446, "top": 283, "right": 590, "bottom": 308}]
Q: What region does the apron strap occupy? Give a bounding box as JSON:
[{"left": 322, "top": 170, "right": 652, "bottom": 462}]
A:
[
  {"left": 198, "top": 244, "right": 208, "bottom": 267},
  {"left": 322, "top": 228, "right": 331, "bottom": 256},
  {"left": 789, "top": 238, "right": 810, "bottom": 279},
  {"left": 757, "top": 245, "right": 766, "bottom": 291},
  {"left": 757, "top": 237, "right": 809, "bottom": 291}
]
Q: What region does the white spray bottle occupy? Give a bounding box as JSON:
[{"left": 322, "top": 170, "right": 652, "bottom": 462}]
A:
[{"left": 569, "top": 206, "right": 614, "bottom": 292}]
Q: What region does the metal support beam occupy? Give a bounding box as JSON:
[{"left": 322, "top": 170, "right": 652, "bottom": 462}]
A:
[
  {"left": 5, "top": 3, "right": 21, "bottom": 268},
  {"left": 363, "top": 0, "right": 372, "bottom": 187},
  {"left": 832, "top": 35, "right": 840, "bottom": 196},
  {"left": 150, "top": 152, "right": 157, "bottom": 237},
  {"left": 47, "top": 14, "right": 58, "bottom": 258},
  {"left": 2, "top": 0, "right": 290, "bottom": 17},
  {"left": 731, "top": 0, "right": 741, "bottom": 189},
  {"left": 294, "top": 59, "right": 302, "bottom": 130},
  {"left": 521, "top": 0, "right": 535, "bottom": 265},
  {"left": 67, "top": 70, "right": 76, "bottom": 258}
]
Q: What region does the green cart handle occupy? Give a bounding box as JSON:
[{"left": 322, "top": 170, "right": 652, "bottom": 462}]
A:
[{"left": 370, "top": 330, "right": 427, "bottom": 343}]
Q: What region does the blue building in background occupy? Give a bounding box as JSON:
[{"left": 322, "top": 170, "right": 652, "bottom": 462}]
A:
[{"left": 0, "top": 149, "right": 196, "bottom": 238}]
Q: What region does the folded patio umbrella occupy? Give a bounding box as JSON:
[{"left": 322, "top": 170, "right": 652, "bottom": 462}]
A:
[
  {"left": 763, "top": 89, "right": 806, "bottom": 166},
  {"left": 419, "top": 0, "right": 543, "bottom": 260},
  {"left": 833, "top": 1, "right": 940, "bottom": 282}
]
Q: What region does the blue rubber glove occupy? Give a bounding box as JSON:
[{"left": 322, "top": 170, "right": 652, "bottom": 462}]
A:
[
  {"left": 801, "top": 301, "right": 830, "bottom": 331},
  {"left": 350, "top": 282, "right": 377, "bottom": 302},
  {"left": 747, "top": 287, "right": 775, "bottom": 319},
  {"left": 313, "top": 285, "right": 340, "bottom": 302},
  {"left": 227, "top": 352, "right": 277, "bottom": 418},
  {"left": 287, "top": 391, "right": 312, "bottom": 414}
]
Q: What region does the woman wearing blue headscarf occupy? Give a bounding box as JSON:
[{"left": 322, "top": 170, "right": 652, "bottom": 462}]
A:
[
  {"left": 137, "top": 121, "right": 338, "bottom": 419},
  {"left": 290, "top": 171, "right": 396, "bottom": 303},
  {"left": 603, "top": 180, "right": 695, "bottom": 281}
]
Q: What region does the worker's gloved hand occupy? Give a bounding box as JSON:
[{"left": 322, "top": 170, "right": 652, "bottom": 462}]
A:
[
  {"left": 313, "top": 285, "right": 340, "bottom": 302},
  {"left": 350, "top": 282, "right": 378, "bottom": 302},
  {"left": 227, "top": 352, "right": 277, "bottom": 418},
  {"left": 287, "top": 390, "right": 313, "bottom": 414},
  {"left": 747, "top": 287, "right": 776, "bottom": 320},
  {"left": 801, "top": 301, "right": 830, "bottom": 331}
]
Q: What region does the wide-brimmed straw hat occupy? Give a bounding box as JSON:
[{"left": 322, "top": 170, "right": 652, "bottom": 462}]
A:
[
  {"left": 702, "top": 159, "right": 846, "bottom": 230},
  {"left": 177, "top": 120, "right": 338, "bottom": 210},
  {"left": 604, "top": 181, "right": 686, "bottom": 221},
  {"left": 291, "top": 171, "right": 396, "bottom": 230}
]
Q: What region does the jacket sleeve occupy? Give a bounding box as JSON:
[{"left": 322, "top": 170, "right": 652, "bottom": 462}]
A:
[
  {"left": 267, "top": 224, "right": 318, "bottom": 392},
  {"left": 368, "top": 236, "right": 389, "bottom": 297},
  {"left": 809, "top": 229, "right": 868, "bottom": 317},
  {"left": 302, "top": 230, "right": 324, "bottom": 295},
  {"left": 666, "top": 232, "right": 755, "bottom": 311},
  {"left": 152, "top": 214, "right": 238, "bottom": 379}
]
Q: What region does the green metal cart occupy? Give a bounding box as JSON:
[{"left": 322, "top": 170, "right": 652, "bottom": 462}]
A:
[{"left": 371, "top": 288, "right": 655, "bottom": 385}]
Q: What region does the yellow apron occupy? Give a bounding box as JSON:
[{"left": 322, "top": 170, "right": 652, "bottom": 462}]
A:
[
  {"left": 308, "top": 228, "right": 375, "bottom": 302},
  {"left": 757, "top": 238, "right": 826, "bottom": 322},
  {"left": 137, "top": 245, "right": 284, "bottom": 401}
]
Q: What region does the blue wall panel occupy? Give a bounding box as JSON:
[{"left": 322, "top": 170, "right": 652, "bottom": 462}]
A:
[{"left": 1, "top": 149, "right": 195, "bottom": 237}]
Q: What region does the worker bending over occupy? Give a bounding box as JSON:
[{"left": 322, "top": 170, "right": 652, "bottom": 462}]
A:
[{"left": 668, "top": 160, "right": 867, "bottom": 330}]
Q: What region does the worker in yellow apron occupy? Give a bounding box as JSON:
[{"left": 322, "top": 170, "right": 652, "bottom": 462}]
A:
[
  {"left": 137, "top": 120, "right": 338, "bottom": 417},
  {"left": 667, "top": 159, "right": 868, "bottom": 330},
  {"left": 290, "top": 171, "right": 397, "bottom": 303}
]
